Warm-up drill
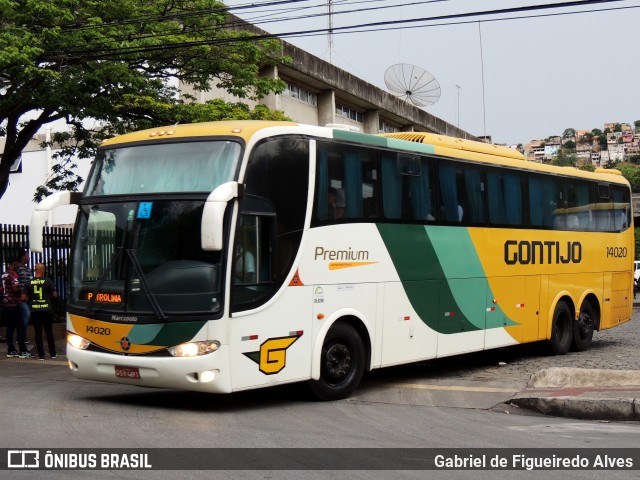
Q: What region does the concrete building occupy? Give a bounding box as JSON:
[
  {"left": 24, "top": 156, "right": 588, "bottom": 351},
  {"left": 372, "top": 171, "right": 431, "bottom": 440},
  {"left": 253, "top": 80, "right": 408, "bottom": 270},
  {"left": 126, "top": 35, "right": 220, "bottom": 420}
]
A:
[
  {"left": 2, "top": 14, "right": 479, "bottom": 228},
  {"left": 0, "top": 134, "right": 91, "bottom": 226},
  {"left": 181, "top": 15, "right": 478, "bottom": 140}
]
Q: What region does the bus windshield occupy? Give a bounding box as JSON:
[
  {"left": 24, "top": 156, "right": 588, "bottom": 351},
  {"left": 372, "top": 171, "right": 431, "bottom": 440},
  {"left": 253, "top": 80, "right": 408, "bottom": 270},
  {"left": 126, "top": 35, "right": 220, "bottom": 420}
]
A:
[
  {"left": 70, "top": 200, "right": 222, "bottom": 318},
  {"left": 85, "top": 140, "right": 242, "bottom": 195}
]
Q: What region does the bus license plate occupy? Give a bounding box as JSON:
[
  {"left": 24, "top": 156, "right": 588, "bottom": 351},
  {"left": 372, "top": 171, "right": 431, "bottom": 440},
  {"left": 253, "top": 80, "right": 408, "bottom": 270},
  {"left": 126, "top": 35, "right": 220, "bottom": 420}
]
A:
[{"left": 115, "top": 365, "right": 141, "bottom": 379}]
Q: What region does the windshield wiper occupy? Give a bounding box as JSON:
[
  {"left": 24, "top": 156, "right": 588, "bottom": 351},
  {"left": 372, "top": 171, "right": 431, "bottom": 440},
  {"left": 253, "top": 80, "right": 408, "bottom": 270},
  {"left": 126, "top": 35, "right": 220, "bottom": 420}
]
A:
[
  {"left": 86, "top": 246, "right": 166, "bottom": 319},
  {"left": 125, "top": 249, "right": 166, "bottom": 320}
]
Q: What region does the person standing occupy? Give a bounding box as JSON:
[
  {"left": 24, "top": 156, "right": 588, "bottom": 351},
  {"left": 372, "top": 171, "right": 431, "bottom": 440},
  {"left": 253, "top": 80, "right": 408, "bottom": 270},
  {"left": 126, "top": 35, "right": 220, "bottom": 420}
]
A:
[
  {"left": 17, "top": 250, "right": 32, "bottom": 339},
  {"left": 1, "top": 260, "right": 31, "bottom": 358},
  {"left": 21, "top": 263, "right": 58, "bottom": 360}
]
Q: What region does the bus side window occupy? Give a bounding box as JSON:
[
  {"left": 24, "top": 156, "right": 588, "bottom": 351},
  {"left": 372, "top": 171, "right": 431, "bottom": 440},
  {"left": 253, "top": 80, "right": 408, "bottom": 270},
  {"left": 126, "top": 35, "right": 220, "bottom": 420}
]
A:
[
  {"left": 487, "top": 170, "right": 523, "bottom": 226},
  {"left": 530, "top": 175, "right": 562, "bottom": 229},
  {"left": 382, "top": 154, "right": 435, "bottom": 222},
  {"left": 439, "top": 161, "right": 484, "bottom": 225},
  {"left": 315, "top": 142, "right": 379, "bottom": 224},
  {"left": 231, "top": 213, "right": 275, "bottom": 312},
  {"left": 439, "top": 163, "right": 460, "bottom": 223}
]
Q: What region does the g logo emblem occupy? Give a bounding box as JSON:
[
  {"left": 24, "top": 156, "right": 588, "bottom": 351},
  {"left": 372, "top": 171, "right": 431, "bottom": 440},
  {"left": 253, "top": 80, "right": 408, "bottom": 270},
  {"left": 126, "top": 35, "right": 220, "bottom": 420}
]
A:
[{"left": 244, "top": 335, "right": 301, "bottom": 375}]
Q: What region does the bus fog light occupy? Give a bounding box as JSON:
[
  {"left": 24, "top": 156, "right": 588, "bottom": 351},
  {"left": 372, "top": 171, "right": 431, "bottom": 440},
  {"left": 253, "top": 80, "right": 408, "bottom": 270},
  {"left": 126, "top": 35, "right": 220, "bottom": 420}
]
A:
[
  {"left": 199, "top": 370, "right": 219, "bottom": 383},
  {"left": 68, "top": 333, "right": 91, "bottom": 350},
  {"left": 168, "top": 340, "right": 221, "bottom": 357}
]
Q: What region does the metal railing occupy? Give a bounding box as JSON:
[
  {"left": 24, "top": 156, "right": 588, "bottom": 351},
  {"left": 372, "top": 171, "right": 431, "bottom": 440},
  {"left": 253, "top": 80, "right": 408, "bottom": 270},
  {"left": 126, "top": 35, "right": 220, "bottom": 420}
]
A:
[{"left": 1, "top": 223, "right": 71, "bottom": 320}]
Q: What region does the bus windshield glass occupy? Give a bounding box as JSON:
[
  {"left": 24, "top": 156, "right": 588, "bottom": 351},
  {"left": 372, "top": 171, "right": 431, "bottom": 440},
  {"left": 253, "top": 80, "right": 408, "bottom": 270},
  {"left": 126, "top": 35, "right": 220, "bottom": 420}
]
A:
[
  {"left": 85, "top": 140, "right": 242, "bottom": 195},
  {"left": 70, "top": 200, "right": 222, "bottom": 317}
]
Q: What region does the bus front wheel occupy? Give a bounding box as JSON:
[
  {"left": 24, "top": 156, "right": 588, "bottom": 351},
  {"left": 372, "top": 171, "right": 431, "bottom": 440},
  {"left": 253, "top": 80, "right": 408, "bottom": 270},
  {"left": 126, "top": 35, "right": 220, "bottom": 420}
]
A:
[
  {"left": 308, "top": 322, "right": 365, "bottom": 401},
  {"left": 549, "top": 301, "right": 573, "bottom": 355},
  {"left": 572, "top": 300, "right": 595, "bottom": 351}
]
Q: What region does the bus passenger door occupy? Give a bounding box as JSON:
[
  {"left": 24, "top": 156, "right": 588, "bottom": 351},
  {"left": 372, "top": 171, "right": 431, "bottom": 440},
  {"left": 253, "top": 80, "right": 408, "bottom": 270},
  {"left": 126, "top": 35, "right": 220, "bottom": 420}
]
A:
[{"left": 228, "top": 212, "right": 313, "bottom": 391}]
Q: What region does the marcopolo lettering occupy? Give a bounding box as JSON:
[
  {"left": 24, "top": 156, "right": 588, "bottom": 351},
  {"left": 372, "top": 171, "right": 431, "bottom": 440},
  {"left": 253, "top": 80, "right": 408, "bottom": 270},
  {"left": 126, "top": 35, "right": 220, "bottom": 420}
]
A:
[{"left": 504, "top": 240, "right": 582, "bottom": 265}]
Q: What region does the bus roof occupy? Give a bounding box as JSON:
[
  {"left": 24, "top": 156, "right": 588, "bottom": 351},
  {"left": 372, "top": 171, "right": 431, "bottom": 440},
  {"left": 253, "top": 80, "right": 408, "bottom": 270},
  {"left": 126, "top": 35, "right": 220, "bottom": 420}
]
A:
[
  {"left": 380, "top": 131, "right": 524, "bottom": 160},
  {"left": 99, "top": 120, "right": 299, "bottom": 147},
  {"left": 99, "top": 120, "right": 629, "bottom": 187}
]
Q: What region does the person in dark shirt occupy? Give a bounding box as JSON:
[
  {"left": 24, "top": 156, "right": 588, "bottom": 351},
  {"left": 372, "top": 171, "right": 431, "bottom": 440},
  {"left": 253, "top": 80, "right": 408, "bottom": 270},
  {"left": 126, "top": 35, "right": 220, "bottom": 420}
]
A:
[
  {"left": 21, "top": 263, "right": 58, "bottom": 360},
  {"left": 2, "top": 260, "right": 30, "bottom": 357},
  {"left": 17, "top": 250, "right": 32, "bottom": 339}
]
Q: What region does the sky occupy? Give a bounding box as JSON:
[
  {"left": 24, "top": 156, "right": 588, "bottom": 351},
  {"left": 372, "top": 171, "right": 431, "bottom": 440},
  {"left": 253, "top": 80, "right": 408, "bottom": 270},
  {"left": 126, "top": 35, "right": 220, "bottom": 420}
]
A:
[{"left": 221, "top": 0, "right": 640, "bottom": 146}]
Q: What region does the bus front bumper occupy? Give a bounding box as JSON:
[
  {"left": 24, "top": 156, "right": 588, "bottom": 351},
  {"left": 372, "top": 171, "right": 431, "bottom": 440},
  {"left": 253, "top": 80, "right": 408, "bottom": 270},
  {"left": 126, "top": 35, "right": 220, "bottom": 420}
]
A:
[{"left": 66, "top": 345, "right": 232, "bottom": 393}]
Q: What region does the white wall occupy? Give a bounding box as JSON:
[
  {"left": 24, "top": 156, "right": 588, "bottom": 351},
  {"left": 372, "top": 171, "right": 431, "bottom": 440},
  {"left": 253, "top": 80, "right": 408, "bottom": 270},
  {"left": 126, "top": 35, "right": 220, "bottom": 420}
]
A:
[{"left": 0, "top": 148, "right": 91, "bottom": 227}]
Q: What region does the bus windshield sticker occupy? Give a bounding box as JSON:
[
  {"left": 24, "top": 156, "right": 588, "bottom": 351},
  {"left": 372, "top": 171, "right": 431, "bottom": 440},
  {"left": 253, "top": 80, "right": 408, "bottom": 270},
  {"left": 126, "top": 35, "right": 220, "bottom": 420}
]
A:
[{"left": 137, "top": 202, "right": 153, "bottom": 219}]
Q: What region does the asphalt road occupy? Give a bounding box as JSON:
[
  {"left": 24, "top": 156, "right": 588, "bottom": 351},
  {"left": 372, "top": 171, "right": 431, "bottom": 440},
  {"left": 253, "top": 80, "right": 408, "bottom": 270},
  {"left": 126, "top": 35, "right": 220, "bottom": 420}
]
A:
[{"left": 1, "top": 312, "right": 639, "bottom": 479}]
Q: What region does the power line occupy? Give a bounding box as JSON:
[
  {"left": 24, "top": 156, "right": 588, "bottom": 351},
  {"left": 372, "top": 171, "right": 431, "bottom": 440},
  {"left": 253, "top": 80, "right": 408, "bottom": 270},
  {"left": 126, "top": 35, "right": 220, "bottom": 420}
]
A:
[{"left": 50, "top": 1, "right": 634, "bottom": 61}]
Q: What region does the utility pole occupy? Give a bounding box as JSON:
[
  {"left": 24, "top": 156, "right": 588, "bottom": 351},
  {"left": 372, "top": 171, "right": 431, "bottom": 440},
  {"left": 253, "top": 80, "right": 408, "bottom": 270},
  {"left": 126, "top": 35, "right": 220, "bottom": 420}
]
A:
[
  {"left": 327, "top": 0, "right": 334, "bottom": 64},
  {"left": 455, "top": 84, "right": 461, "bottom": 128}
]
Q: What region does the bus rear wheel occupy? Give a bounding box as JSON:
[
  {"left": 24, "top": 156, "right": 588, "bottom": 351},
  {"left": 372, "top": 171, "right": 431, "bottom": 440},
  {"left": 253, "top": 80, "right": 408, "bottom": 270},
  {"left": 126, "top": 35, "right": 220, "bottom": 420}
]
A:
[
  {"left": 308, "top": 322, "right": 365, "bottom": 401},
  {"left": 572, "top": 300, "right": 595, "bottom": 351},
  {"left": 549, "top": 301, "right": 573, "bottom": 355}
]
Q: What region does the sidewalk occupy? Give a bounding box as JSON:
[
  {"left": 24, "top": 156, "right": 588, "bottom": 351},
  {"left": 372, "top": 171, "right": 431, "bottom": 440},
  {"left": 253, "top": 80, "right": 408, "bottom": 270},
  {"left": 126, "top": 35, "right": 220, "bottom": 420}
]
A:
[
  {"left": 509, "top": 367, "right": 640, "bottom": 421},
  {"left": 10, "top": 321, "right": 68, "bottom": 360}
]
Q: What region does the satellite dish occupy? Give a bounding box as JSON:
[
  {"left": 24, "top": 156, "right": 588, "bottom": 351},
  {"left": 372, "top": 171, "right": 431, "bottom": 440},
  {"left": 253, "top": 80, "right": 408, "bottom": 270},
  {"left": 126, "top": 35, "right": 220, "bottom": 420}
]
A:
[{"left": 384, "top": 63, "right": 441, "bottom": 107}]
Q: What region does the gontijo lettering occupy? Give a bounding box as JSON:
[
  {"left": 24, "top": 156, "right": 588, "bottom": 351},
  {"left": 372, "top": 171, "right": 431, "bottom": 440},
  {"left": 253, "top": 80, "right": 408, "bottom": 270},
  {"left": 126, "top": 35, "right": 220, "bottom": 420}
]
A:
[
  {"left": 315, "top": 246, "right": 369, "bottom": 261},
  {"left": 504, "top": 240, "right": 582, "bottom": 265}
]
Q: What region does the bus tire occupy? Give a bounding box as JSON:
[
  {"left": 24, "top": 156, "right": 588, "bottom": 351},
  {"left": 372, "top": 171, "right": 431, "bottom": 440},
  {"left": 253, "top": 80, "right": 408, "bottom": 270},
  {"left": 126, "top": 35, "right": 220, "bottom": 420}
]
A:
[
  {"left": 549, "top": 301, "right": 573, "bottom": 355},
  {"left": 308, "top": 322, "right": 365, "bottom": 401},
  {"left": 571, "top": 300, "right": 595, "bottom": 352}
]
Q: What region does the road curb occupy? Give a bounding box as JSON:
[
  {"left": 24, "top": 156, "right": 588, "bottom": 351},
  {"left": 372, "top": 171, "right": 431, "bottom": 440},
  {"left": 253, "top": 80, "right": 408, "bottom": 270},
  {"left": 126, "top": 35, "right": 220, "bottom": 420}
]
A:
[
  {"left": 528, "top": 367, "right": 640, "bottom": 388},
  {"left": 511, "top": 396, "right": 640, "bottom": 421},
  {"left": 510, "top": 367, "right": 640, "bottom": 421}
]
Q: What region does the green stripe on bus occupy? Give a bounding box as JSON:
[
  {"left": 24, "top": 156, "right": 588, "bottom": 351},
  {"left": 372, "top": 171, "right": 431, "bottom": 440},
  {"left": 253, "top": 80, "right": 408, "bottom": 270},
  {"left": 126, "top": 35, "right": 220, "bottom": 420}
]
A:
[
  {"left": 426, "top": 226, "right": 516, "bottom": 329},
  {"left": 377, "top": 224, "right": 516, "bottom": 333},
  {"left": 131, "top": 321, "right": 206, "bottom": 347},
  {"left": 385, "top": 138, "right": 436, "bottom": 155},
  {"left": 332, "top": 129, "right": 389, "bottom": 146},
  {"left": 126, "top": 324, "right": 163, "bottom": 344},
  {"left": 331, "top": 130, "right": 437, "bottom": 156}
]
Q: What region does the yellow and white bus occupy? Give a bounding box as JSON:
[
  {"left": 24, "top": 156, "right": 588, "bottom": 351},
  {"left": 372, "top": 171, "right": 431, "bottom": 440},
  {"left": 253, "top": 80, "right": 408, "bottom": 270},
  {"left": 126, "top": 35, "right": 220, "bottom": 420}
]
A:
[{"left": 31, "top": 121, "right": 634, "bottom": 400}]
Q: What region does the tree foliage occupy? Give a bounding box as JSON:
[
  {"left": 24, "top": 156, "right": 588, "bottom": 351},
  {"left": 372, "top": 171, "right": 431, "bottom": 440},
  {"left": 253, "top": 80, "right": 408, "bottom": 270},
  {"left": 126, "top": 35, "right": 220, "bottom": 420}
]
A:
[
  {"left": 0, "top": 0, "right": 289, "bottom": 201},
  {"left": 551, "top": 148, "right": 577, "bottom": 167},
  {"left": 616, "top": 163, "right": 640, "bottom": 193}
]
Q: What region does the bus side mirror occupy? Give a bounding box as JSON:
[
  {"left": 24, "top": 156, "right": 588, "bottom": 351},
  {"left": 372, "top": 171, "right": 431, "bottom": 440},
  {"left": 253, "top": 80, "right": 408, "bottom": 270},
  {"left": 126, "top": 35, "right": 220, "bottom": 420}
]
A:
[
  {"left": 30, "top": 191, "right": 81, "bottom": 252},
  {"left": 201, "top": 182, "right": 244, "bottom": 251}
]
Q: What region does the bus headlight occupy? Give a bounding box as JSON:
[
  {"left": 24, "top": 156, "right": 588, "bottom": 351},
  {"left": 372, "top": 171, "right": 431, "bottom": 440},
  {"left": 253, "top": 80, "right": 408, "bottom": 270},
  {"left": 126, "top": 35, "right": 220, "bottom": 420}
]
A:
[
  {"left": 168, "top": 340, "right": 221, "bottom": 357},
  {"left": 68, "top": 333, "right": 91, "bottom": 350}
]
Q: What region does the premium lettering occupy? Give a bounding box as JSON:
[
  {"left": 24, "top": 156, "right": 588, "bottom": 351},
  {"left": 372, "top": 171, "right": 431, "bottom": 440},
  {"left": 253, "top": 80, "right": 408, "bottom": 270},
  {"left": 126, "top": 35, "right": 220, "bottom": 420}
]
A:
[
  {"left": 315, "top": 246, "right": 369, "bottom": 261},
  {"left": 504, "top": 240, "right": 582, "bottom": 265}
]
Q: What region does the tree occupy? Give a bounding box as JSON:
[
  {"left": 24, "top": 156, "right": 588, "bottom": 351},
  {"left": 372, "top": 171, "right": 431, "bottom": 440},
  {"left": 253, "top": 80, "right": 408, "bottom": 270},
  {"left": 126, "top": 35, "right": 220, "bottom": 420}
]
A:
[
  {"left": 562, "top": 128, "right": 576, "bottom": 140},
  {"left": 617, "top": 164, "right": 640, "bottom": 193},
  {"left": 577, "top": 164, "right": 595, "bottom": 172},
  {"left": 552, "top": 148, "right": 577, "bottom": 167},
  {"left": 635, "top": 120, "right": 640, "bottom": 133},
  {"left": 0, "top": 0, "right": 289, "bottom": 201},
  {"left": 629, "top": 154, "right": 640, "bottom": 165}
]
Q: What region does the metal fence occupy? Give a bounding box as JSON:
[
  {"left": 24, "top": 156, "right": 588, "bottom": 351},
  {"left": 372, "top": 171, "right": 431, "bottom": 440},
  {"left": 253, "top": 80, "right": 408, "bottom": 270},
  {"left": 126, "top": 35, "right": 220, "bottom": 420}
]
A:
[{"left": 1, "top": 224, "right": 72, "bottom": 320}]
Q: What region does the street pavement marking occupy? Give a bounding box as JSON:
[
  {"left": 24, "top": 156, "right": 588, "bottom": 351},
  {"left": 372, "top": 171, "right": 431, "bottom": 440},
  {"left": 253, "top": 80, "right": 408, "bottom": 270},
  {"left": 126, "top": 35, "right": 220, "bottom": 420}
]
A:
[{"left": 388, "top": 383, "right": 519, "bottom": 393}]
